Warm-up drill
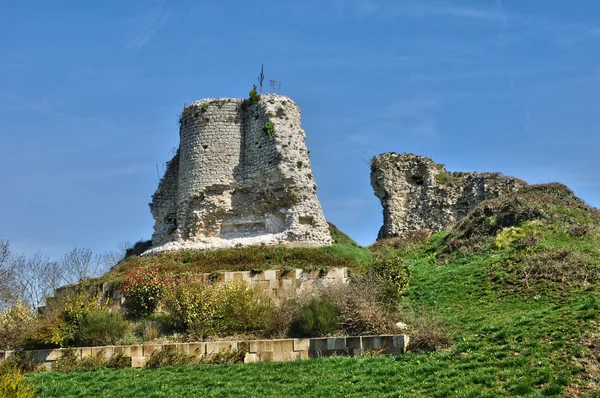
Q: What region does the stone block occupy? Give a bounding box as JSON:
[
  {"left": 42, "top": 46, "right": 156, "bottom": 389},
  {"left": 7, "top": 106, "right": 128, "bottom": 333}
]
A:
[
  {"left": 224, "top": 272, "right": 234, "bottom": 282},
  {"left": 269, "top": 280, "right": 279, "bottom": 289},
  {"left": 131, "top": 356, "right": 147, "bottom": 368},
  {"left": 80, "top": 347, "right": 92, "bottom": 358},
  {"left": 188, "top": 342, "right": 206, "bottom": 356},
  {"left": 249, "top": 340, "right": 273, "bottom": 353},
  {"left": 143, "top": 344, "right": 162, "bottom": 357},
  {"left": 361, "top": 336, "right": 382, "bottom": 350},
  {"left": 293, "top": 339, "right": 310, "bottom": 351},
  {"left": 244, "top": 353, "right": 259, "bottom": 363},
  {"left": 206, "top": 341, "right": 237, "bottom": 355},
  {"left": 282, "top": 279, "right": 293, "bottom": 288},
  {"left": 258, "top": 351, "right": 273, "bottom": 362},
  {"left": 176, "top": 343, "right": 190, "bottom": 355},
  {"left": 264, "top": 270, "right": 277, "bottom": 281},
  {"left": 346, "top": 337, "right": 362, "bottom": 352},
  {"left": 271, "top": 340, "right": 294, "bottom": 361},
  {"left": 308, "top": 338, "right": 328, "bottom": 355},
  {"left": 163, "top": 344, "right": 178, "bottom": 353},
  {"left": 33, "top": 349, "right": 54, "bottom": 363},
  {"left": 129, "top": 345, "right": 143, "bottom": 358},
  {"left": 327, "top": 337, "right": 346, "bottom": 351},
  {"left": 113, "top": 346, "right": 131, "bottom": 357}
]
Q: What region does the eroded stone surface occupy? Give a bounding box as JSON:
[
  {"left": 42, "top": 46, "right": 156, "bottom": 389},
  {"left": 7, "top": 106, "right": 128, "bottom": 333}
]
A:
[
  {"left": 371, "top": 153, "right": 527, "bottom": 239},
  {"left": 147, "top": 94, "right": 331, "bottom": 253}
]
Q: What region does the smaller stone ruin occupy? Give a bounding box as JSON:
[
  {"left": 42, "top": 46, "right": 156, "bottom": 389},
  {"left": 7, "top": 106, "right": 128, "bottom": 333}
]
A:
[
  {"left": 148, "top": 94, "right": 331, "bottom": 253},
  {"left": 371, "top": 153, "right": 527, "bottom": 240}
]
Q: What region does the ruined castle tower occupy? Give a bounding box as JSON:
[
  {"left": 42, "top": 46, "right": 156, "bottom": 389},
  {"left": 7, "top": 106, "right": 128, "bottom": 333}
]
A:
[
  {"left": 371, "top": 153, "right": 527, "bottom": 240},
  {"left": 148, "top": 94, "right": 332, "bottom": 253}
]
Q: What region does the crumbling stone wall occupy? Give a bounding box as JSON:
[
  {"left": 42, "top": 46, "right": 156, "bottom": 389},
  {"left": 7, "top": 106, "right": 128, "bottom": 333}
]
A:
[
  {"left": 371, "top": 153, "right": 527, "bottom": 239},
  {"left": 148, "top": 94, "right": 331, "bottom": 253}
]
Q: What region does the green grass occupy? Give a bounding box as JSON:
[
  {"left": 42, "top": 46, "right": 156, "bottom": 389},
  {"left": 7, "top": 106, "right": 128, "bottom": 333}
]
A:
[
  {"left": 99, "top": 223, "right": 372, "bottom": 283},
  {"left": 30, "top": 255, "right": 599, "bottom": 397},
  {"left": 29, "top": 184, "right": 600, "bottom": 396}
]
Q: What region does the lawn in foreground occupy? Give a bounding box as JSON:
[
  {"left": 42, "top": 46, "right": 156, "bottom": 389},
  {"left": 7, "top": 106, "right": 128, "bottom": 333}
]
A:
[{"left": 30, "top": 254, "right": 598, "bottom": 397}]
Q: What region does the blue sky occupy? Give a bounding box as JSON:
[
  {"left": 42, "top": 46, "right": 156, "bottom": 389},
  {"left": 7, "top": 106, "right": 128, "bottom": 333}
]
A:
[{"left": 1, "top": 0, "right": 600, "bottom": 258}]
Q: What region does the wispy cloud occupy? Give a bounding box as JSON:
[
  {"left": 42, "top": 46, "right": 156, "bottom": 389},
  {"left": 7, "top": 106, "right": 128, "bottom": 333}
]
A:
[
  {"left": 401, "top": 2, "right": 506, "bottom": 21},
  {"left": 126, "top": 2, "right": 171, "bottom": 51}
]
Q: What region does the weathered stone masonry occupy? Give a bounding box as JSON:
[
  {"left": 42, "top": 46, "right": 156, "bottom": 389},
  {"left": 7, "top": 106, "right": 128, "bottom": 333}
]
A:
[
  {"left": 148, "top": 94, "right": 331, "bottom": 253},
  {"left": 371, "top": 153, "right": 527, "bottom": 239}
]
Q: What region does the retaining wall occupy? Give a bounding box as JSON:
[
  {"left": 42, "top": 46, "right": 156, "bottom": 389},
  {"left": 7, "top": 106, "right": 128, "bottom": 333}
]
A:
[
  {"left": 0, "top": 335, "right": 409, "bottom": 369},
  {"left": 48, "top": 268, "right": 349, "bottom": 312}
]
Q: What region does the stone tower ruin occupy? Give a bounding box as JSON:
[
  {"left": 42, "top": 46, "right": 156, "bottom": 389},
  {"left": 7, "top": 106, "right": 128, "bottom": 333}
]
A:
[
  {"left": 148, "top": 94, "right": 332, "bottom": 253},
  {"left": 371, "top": 153, "right": 527, "bottom": 240}
]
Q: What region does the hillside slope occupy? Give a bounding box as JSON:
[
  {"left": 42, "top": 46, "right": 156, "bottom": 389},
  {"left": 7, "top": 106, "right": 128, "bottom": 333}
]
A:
[{"left": 30, "top": 184, "right": 600, "bottom": 397}]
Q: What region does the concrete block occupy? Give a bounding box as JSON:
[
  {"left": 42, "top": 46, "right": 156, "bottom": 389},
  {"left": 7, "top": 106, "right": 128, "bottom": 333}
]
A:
[
  {"left": 206, "top": 341, "right": 237, "bottom": 355},
  {"left": 264, "top": 270, "right": 277, "bottom": 280},
  {"left": 244, "top": 353, "right": 259, "bottom": 363},
  {"left": 258, "top": 351, "right": 273, "bottom": 362},
  {"left": 176, "top": 343, "right": 190, "bottom": 355},
  {"left": 293, "top": 339, "right": 310, "bottom": 351},
  {"left": 308, "top": 338, "right": 328, "bottom": 355},
  {"left": 224, "top": 272, "right": 234, "bottom": 282},
  {"left": 129, "top": 345, "right": 143, "bottom": 358},
  {"left": 346, "top": 337, "right": 362, "bottom": 352},
  {"left": 188, "top": 342, "right": 206, "bottom": 357},
  {"left": 272, "top": 340, "right": 294, "bottom": 361},
  {"left": 269, "top": 280, "right": 279, "bottom": 289},
  {"left": 143, "top": 344, "right": 162, "bottom": 357},
  {"left": 113, "top": 346, "right": 131, "bottom": 357},
  {"left": 249, "top": 340, "right": 273, "bottom": 353},
  {"left": 131, "top": 356, "right": 147, "bottom": 368},
  {"left": 163, "top": 344, "right": 178, "bottom": 353},
  {"left": 361, "top": 336, "right": 382, "bottom": 350},
  {"left": 80, "top": 347, "right": 92, "bottom": 358},
  {"left": 327, "top": 337, "right": 346, "bottom": 351}
]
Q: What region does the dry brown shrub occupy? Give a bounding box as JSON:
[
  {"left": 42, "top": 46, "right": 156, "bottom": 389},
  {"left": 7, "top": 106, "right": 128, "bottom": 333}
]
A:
[
  {"left": 400, "top": 308, "right": 453, "bottom": 352},
  {"left": 317, "top": 279, "right": 396, "bottom": 336},
  {"left": 370, "top": 230, "right": 432, "bottom": 255}
]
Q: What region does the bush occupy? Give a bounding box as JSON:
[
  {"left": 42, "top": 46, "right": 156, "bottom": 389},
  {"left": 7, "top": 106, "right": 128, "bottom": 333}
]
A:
[
  {"left": 318, "top": 279, "right": 396, "bottom": 336},
  {"left": 248, "top": 84, "right": 259, "bottom": 104},
  {"left": 144, "top": 350, "right": 194, "bottom": 369},
  {"left": 0, "top": 302, "right": 36, "bottom": 350},
  {"left": 262, "top": 121, "right": 274, "bottom": 136},
  {"left": 291, "top": 299, "right": 340, "bottom": 338},
  {"left": 164, "top": 279, "right": 274, "bottom": 338},
  {"left": 76, "top": 311, "right": 130, "bottom": 346},
  {"left": 52, "top": 348, "right": 131, "bottom": 372},
  {"left": 0, "top": 366, "right": 37, "bottom": 398},
  {"left": 23, "top": 289, "right": 100, "bottom": 348},
  {"left": 401, "top": 308, "right": 453, "bottom": 352},
  {"left": 0, "top": 352, "right": 39, "bottom": 374},
  {"left": 369, "top": 253, "right": 410, "bottom": 303},
  {"left": 121, "top": 266, "right": 172, "bottom": 318}
]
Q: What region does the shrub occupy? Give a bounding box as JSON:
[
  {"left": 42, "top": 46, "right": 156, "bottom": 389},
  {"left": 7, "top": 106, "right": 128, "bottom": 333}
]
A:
[
  {"left": 400, "top": 308, "right": 453, "bottom": 352},
  {"left": 121, "top": 266, "right": 172, "bottom": 318},
  {"left": 76, "top": 311, "right": 130, "bottom": 346},
  {"left": 369, "top": 253, "right": 410, "bottom": 303},
  {"left": 0, "top": 366, "right": 37, "bottom": 398},
  {"left": 201, "top": 103, "right": 209, "bottom": 113},
  {"left": 144, "top": 350, "right": 194, "bottom": 369},
  {"left": 0, "top": 302, "right": 36, "bottom": 350},
  {"left": 248, "top": 85, "right": 259, "bottom": 104},
  {"left": 369, "top": 230, "right": 431, "bottom": 256},
  {"left": 262, "top": 121, "right": 274, "bottom": 136},
  {"left": 0, "top": 352, "right": 39, "bottom": 374},
  {"left": 52, "top": 348, "right": 131, "bottom": 372},
  {"left": 23, "top": 289, "right": 100, "bottom": 348},
  {"left": 164, "top": 279, "right": 274, "bottom": 338},
  {"left": 291, "top": 299, "right": 340, "bottom": 338},
  {"left": 318, "top": 279, "right": 396, "bottom": 336}
]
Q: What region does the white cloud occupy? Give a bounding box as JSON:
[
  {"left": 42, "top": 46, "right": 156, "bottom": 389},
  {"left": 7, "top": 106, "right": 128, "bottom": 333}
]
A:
[{"left": 126, "top": 2, "right": 171, "bottom": 51}]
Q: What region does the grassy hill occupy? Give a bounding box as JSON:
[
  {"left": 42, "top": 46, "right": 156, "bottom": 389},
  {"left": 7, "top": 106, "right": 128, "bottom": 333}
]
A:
[
  {"left": 28, "top": 184, "right": 600, "bottom": 397},
  {"left": 99, "top": 222, "right": 373, "bottom": 283}
]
